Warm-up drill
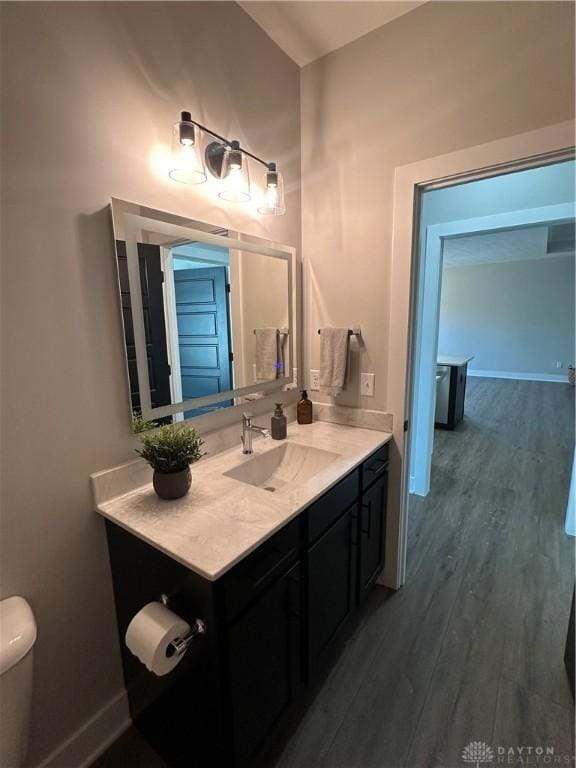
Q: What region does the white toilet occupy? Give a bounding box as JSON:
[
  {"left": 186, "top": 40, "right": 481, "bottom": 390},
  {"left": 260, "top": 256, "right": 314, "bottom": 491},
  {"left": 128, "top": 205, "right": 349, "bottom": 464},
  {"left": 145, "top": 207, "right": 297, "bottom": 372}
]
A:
[{"left": 0, "top": 597, "right": 37, "bottom": 768}]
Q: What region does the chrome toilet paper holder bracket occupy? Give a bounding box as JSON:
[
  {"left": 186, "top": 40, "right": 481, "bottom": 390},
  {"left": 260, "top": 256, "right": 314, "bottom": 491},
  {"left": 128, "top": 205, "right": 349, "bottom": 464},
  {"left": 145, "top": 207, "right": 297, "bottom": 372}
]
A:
[
  {"left": 168, "top": 618, "right": 207, "bottom": 658},
  {"left": 160, "top": 594, "right": 207, "bottom": 658}
]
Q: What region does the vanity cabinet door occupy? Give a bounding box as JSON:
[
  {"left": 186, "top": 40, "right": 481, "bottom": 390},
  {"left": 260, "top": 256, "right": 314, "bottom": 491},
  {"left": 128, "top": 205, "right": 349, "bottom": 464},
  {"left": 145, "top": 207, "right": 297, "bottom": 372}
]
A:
[
  {"left": 308, "top": 505, "right": 357, "bottom": 679},
  {"left": 227, "top": 563, "right": 302, "bottom": 767},
  {"left": 358, "top": 472, "right": 387, "bottom": 603}
]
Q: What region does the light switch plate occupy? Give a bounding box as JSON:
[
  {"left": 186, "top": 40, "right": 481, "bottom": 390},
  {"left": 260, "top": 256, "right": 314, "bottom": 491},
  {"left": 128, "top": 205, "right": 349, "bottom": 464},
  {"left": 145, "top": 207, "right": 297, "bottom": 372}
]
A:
[
  {"left": 361, "top": 373, "right": 375, "bottom": 397},
  {"left": 310, "top": 370, "right": 320, "bottom": 391}
]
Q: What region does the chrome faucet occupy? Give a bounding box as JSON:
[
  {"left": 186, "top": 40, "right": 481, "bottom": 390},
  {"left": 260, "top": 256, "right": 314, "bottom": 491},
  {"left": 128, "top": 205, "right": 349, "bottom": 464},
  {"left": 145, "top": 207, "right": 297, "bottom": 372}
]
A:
[{"left": 241, "top": 412, "right": 271, "bottom": 454}]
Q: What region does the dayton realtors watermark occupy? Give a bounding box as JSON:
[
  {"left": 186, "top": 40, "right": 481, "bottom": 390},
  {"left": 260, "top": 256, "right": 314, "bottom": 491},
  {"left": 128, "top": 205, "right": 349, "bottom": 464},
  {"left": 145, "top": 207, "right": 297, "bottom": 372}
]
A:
[{"left": 462, "top": 741, "right": 575, "bottom": 765}]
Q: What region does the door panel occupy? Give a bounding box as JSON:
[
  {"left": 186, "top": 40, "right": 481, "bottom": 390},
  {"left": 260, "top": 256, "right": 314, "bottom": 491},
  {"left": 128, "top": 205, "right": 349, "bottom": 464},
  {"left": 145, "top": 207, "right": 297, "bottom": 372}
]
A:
[
  {"left": 308, "top": 506, "right": 357, "bottom": 677},
  {"left": 227, "top": 563, "right": 301, "bottom": 767},
  {"left": 175, "top": 278, "right": 216, "bottom": 303},
  {"left": 358, "top": 473, "right": 387, "bottom": 603},
  {"left": 176, "top": 311, "right": 218, "bottom": 336},
  {"left": 173, "top": 267, "right": 232, "bottom": 418},
  {"left": 181, "top": 375, "right": 221, "bottom": 398},
  {"left": 116, "top": 240, "right": 171, "bottom": 415},
  {"left": 179, "top": 346, "right": 219, "bottom": 368}
]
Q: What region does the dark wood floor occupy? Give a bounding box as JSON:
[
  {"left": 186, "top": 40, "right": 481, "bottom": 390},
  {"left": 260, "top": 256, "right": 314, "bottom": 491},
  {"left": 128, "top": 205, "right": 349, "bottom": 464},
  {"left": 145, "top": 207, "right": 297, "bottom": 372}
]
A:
[{"left": 93, "top": 378, "right": 575, "bottom": 768}]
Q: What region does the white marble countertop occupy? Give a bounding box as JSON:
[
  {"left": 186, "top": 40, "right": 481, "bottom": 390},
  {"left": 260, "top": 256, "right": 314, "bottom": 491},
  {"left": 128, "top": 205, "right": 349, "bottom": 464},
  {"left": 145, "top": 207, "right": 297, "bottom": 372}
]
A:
[
  {"left": 96, "top": 421, "right": 391, "bottom": 581},
  {"left": 437, "top": 355, "right": 475, "bottom": 367}
]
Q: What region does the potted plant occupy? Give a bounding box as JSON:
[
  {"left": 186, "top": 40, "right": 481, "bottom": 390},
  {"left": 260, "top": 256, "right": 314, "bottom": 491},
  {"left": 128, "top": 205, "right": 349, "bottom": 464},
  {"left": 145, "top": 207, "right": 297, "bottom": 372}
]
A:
[
  {"left": 131, "top": 410, "right": 158, "bottom": 434},
  {"left": 136, "top": 424, "right": 205, "bottom": 500}
]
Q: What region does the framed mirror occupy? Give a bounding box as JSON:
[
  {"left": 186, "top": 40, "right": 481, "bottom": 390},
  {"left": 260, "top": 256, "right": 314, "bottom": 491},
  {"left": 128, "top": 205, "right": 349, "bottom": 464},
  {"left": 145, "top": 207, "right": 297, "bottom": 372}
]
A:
[{"left": 110, "top": 199, "right": 298, "bottom": 427}]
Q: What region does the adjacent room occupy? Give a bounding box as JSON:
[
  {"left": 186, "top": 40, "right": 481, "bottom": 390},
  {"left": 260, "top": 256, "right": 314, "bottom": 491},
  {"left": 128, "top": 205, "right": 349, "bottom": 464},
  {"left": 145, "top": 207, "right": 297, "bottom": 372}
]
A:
[{"left": 407, "top": 186, "right": 575, "bottom": 761}]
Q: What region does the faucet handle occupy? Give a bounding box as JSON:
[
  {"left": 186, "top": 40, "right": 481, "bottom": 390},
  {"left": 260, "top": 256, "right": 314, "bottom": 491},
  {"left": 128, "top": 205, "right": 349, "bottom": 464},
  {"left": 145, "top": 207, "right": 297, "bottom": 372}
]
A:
[{"left": 242, "top": 412, "right": 252, "bottom": 425}]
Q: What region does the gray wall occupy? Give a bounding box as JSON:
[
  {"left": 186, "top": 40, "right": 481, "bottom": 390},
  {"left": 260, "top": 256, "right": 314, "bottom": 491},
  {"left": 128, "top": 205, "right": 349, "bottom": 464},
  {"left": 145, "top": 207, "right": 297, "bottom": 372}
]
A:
[
  {"left": 0, "top": 3, "right": 300, "bottom": 764},
  {"left": 301, "top": 0, "right": 575, "bottom": 410},
  {"left": 439, "top": 255, "right": 576, "bottom": 378}
]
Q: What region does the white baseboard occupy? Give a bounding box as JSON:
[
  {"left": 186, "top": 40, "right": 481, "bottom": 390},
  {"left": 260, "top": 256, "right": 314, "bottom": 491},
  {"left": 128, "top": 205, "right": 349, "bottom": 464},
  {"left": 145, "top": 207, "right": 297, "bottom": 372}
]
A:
[
  {"left": 468, "top": 369, "right": 568, "bottom": 383},
  {"left": 38, "top": 688, "right": 131, "bottom": 768}
]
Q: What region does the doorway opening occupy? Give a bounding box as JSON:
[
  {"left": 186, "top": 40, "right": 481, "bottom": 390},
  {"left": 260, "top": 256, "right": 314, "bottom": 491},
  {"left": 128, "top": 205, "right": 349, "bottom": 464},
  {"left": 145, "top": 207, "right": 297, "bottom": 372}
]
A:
[
  {"left": 408, "top": 159, "right": 575, "bottom": 499},
  {"left": 402, "top": 158, "right": 575, "bottom": 730}
]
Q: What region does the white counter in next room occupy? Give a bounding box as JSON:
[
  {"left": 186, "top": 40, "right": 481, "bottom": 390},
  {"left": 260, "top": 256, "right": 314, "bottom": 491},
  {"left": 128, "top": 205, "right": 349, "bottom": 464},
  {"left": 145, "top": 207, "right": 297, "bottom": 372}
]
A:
[
  {"left": 436, "top": 355, "right": 475, "bottom": 429},
  {"left": 437, "top": 355, "right": 475, "bottom": 367},
  {"left": 93, "top": 421, "right": 392, "bottom": 582}
]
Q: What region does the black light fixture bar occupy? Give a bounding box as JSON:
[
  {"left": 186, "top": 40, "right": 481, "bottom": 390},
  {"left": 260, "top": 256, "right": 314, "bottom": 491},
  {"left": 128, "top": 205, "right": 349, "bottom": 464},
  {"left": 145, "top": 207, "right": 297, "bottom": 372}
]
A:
[{"left": 181, "top": 111, "right": 274, "bottom": 171}]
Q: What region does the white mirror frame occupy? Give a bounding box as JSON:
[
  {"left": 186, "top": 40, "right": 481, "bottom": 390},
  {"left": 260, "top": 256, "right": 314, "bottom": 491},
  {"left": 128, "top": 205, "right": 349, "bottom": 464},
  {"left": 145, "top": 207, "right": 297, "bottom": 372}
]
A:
[{"left": 121, "top": 211, "right": 295, "bottom": 422}]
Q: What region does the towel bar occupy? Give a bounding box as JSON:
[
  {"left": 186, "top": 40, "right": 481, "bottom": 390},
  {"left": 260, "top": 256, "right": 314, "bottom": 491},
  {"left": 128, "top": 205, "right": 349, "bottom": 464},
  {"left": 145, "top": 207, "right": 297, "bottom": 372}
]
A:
[{"left": 317, "top": 328, "right": 361, "bottom": 336}]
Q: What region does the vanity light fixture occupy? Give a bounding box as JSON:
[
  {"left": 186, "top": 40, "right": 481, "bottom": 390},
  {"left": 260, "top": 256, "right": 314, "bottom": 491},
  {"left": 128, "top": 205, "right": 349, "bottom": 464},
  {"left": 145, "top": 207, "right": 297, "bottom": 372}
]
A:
[
  {"left": 168, "top": 111, "right": 286, "bottom": 215},
  {"left": 168, "top": 112, "right": 207, "bottom": 185}
]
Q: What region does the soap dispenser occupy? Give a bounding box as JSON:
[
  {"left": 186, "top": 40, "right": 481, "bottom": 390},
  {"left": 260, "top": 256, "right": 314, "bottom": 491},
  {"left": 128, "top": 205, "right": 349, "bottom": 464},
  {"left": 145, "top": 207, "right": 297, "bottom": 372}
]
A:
[
  {"left": 297, "top": 390, "right": 313, "bottom": 425},
  {"left": 271, "top": 403, "right": 287, "bottom": 440}
]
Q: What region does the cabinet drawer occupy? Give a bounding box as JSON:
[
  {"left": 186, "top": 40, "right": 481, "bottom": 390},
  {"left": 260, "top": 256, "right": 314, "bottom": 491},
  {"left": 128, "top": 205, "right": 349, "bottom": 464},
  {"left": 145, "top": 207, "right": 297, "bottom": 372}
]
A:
[
  {"left": 221, "top": 519, "right": 300, "bottom": 623},
  {"left": 307, "top": 469, "right": 360, "bottom": 544},
  {"left": 361, "top": 443, "right": 389, "bottom": 492}
]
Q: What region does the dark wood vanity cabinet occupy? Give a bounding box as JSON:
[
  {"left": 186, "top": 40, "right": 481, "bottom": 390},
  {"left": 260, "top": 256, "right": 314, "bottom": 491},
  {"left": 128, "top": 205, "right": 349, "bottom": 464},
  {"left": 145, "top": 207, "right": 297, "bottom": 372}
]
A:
[
  {"left": 206, "top": 517, "right": 302, "bottom": 767},
  {"left": 227, "top": 562, "right": 302, "bottom": 766},
  {"left": 308, "top": 502, "right": 358, "bottom": 676},
  {"left": 306, "top": 469, "right": 360, "bottom": 677},
  {"left": 106, "top": 442, "right": 389, "bottom": 768}
]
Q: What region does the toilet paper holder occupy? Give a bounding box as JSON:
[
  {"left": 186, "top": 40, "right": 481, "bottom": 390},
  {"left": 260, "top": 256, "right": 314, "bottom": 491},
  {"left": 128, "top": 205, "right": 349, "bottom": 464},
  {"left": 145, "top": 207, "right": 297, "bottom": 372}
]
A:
[
  {"left": 160, "top": 594, "right": 207, "bottom": 658},
  {"left": 167, "top": 618, "right": 207, "bottom": 658}
]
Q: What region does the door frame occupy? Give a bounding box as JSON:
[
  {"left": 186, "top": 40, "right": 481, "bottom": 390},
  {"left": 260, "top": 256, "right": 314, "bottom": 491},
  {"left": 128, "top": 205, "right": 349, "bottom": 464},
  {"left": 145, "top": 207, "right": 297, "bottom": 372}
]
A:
[
  {"left": 410, "top": 202, "right": 575, "bottom": 499},
  {"left": 383, "top": 120, "right": 575, "bottom": 590},
  {"left": 160, "top": 247, "right": 184, "bottom": 412}
]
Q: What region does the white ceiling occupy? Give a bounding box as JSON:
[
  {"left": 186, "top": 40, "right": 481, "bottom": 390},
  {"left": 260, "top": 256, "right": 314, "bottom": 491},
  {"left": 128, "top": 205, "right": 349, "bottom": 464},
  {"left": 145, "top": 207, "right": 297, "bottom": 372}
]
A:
[
  {"left": 443, "top": 226, "right": 575, "bottom": 268},
  {"left": 238, "top": 1, "right": 427, "bottom": 67}
]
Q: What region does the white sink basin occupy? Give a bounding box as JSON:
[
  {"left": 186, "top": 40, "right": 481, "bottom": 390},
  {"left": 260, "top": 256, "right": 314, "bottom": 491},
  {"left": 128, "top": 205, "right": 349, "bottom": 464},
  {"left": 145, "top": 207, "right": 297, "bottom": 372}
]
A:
[{"left": 224, "top": 442, "right": 341, "bottom": 494}]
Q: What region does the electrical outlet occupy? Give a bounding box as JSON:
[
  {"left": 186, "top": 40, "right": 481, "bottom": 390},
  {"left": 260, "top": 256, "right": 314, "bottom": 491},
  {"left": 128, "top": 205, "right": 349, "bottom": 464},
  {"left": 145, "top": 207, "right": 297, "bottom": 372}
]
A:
[
  {"left": 556, "top": 361, "right": 564, "bottom": 369},
  {"left": 361, "top": 373, "right": 375, "bottom": 397},
  {"left": 310, "top": 370, "right": 320, "bottom": 391}
]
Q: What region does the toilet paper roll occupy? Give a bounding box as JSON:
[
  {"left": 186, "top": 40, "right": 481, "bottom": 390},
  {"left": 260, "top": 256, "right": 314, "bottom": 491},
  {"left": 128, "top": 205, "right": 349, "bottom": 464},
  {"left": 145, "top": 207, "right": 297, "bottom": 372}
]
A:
[{"left": 125, "top": 602, "right": 190, "bottom": 677}]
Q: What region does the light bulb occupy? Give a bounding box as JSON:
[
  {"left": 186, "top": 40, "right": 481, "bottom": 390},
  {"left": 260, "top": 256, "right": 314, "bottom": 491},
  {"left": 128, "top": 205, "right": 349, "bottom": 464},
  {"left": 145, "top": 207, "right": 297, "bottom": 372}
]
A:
[
  {"left": 264, "top": 183, "right": 279, "bottom": 208},
  {"left": 168, "top": 111, "right": 206, "bottom": 185},
  {"left": 218, "top": 141, "right": 251, "bottom": 202},
  {"left": 258, "top": 163, "right": 286, "bottom": 215}
]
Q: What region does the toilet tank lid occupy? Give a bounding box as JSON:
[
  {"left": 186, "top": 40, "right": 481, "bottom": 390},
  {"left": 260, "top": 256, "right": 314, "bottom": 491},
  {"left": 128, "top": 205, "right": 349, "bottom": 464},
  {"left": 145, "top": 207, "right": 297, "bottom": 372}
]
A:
[{"left": 0, "top": 596, "right": 37, "bottom": 674}]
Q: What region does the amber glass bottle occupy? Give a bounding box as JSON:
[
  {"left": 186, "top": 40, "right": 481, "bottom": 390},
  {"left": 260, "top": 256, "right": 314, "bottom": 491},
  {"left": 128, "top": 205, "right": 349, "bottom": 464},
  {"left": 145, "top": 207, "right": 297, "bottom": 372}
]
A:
[{"left": 297, "top": 390, "right": 313, "bottom": 424}]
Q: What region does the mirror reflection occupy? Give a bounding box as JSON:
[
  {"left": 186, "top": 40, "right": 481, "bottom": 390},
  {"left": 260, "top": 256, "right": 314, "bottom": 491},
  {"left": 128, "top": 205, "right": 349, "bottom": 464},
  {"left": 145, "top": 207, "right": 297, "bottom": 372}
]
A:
[{"left": 111, "top": 200, "right": 295, "bottom": 425}]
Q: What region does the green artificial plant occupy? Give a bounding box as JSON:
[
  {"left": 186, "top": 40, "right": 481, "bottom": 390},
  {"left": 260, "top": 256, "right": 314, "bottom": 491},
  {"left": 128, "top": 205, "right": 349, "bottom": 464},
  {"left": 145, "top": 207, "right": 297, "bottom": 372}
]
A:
[
  {"left": 136, "top": 424, "right": 205, "bottom": 474},
  {"left": 131, "top": 411, "right": 158, "bottom": 434}
]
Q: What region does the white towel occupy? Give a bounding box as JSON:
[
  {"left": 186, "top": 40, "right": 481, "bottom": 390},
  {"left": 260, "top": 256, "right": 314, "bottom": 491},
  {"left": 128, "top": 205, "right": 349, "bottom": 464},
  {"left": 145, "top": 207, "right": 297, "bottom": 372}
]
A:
[
  {"left": 255, "top": 328, "right": 278, "bottom": 382},
  {"left": 319, "top": 328, "right": 349, "bottom": 396}
]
